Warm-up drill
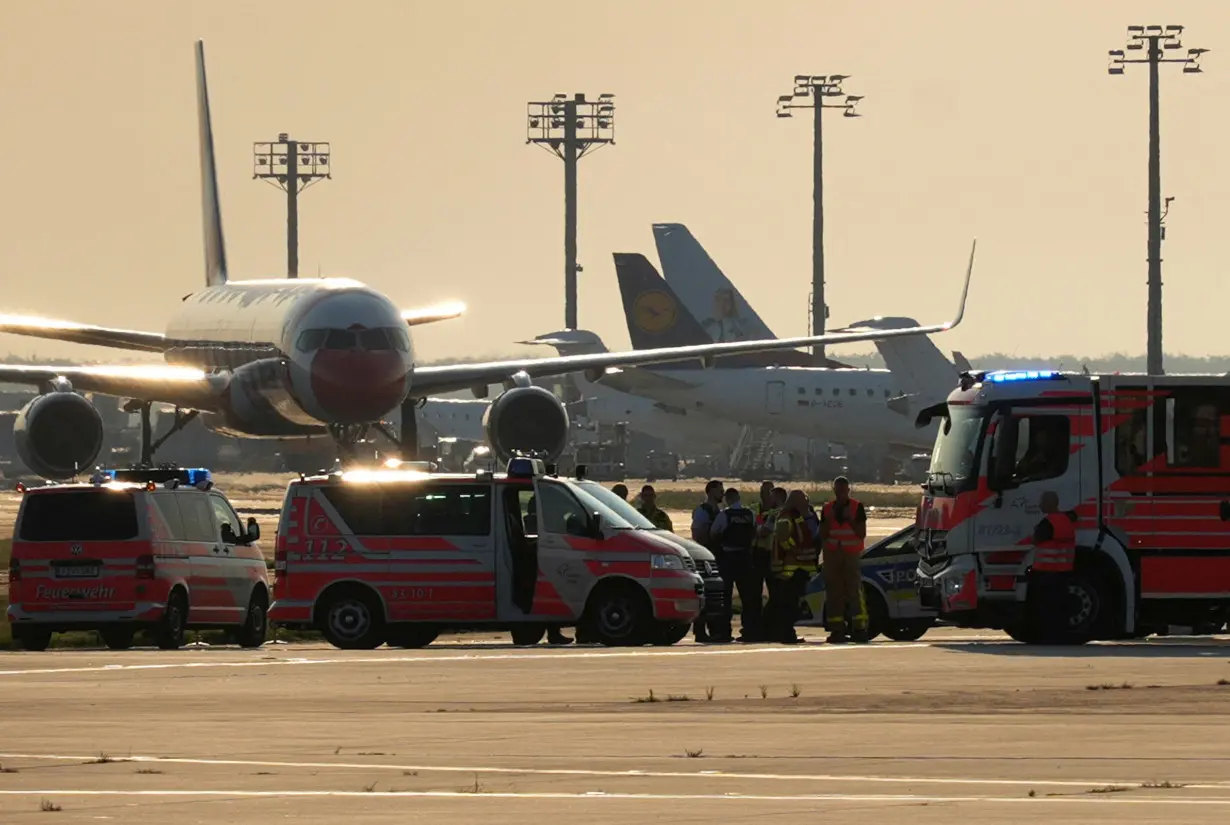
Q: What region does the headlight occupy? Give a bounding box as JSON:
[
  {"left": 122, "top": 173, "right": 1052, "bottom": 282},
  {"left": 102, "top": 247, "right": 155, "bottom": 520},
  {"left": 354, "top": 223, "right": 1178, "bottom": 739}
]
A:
[
  {"left": 942, "top": 576, "right": 964, "bottom": 596},
  {"left": 651, "top": 553, "right": 685, "bottom": 570}
]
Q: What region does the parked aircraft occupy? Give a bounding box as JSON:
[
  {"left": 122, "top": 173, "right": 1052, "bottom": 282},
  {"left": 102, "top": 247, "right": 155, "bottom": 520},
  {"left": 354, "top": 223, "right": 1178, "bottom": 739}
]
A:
[{"left": 0, "top": 42, "right": 970, "bottom": 479}]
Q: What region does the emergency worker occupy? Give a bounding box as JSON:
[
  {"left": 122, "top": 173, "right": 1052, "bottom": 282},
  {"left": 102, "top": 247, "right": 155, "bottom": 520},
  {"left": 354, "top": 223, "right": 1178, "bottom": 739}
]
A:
[
  {"left": 637, "top": 485, "right": 673, "bottom": 532},
  {"left": 612, "top": 484, "right": 629, "bottom": 502},
  {"left": 520, "top": 494, "right": 573, "bottom": 645},
  {"left": 710, "top": 488, "right": 760, "bottom": 642},
  {"left": 1028, "top": 490, "right": 1077, "bottom": 638},
  {"left": 819, "top": 476, "right": 868, "bottom": 644},
  {"left": 767, "top": 490, "right": 816, "bottom": 644},
  {"left": 690, "top": 479, "right": 726, "bottom": 642},
  {"left": 757, "top": 487, "right": 788, "bottom": 640}
]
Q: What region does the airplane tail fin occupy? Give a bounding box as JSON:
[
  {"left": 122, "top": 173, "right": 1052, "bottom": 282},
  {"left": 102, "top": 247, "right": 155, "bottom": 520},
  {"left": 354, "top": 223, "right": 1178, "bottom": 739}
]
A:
[
  {"left": 518, "top": 329, "right": 609, "bottom": 357},
  {"left": 951, "top": 350, "right": 972, "bottom": 372},
  {"left": 652, "top": 223, "right": 778, "bottom": 342},
  {"left": 613, "top": 253, "right": 713, "bottom": 350},
  {"left": 837, "top": 316, "right": 958, "bottom": 407},
  {"left": 195, "top": 40, "right": 228, "bottom": 288}
]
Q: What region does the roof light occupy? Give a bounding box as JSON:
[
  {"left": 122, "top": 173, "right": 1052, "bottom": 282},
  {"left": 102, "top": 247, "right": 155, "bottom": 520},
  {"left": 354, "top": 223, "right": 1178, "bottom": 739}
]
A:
[
  {"left": 15, "top": 481, "right": 26, "bottom": 494},
  {"left": 507, "top": 457, "right": 544, "bottom": 479},
  {"left": 986, "top": 370, "right": 1064, "bottom": 383}
]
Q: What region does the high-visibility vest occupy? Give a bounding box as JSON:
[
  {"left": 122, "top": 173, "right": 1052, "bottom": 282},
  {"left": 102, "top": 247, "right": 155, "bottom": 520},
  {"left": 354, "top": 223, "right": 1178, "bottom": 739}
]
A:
[
  {"left": 1033, "top": 512, "right": 1076, "bottom": 573},
  {"left": 754, "top": 503, "right": 777, "bottom": 551},
  {"left": 776, "top": 513, "right": 818, "bottom": 574},
  {"left": 822, "top": 498, "right": 865, "bottom": 555}
]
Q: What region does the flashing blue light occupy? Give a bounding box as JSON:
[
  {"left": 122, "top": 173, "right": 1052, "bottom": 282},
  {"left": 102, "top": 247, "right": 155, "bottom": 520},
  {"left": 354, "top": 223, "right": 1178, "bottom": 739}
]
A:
[
  {"left": 105, "top": 467, "right": 212, "bottom": 486},
  {"left": 506, "top": 457, "right": 544, "bottom": 478},
  {"left": 986, "top": 370, "right": 1063, "bottom": 383}
]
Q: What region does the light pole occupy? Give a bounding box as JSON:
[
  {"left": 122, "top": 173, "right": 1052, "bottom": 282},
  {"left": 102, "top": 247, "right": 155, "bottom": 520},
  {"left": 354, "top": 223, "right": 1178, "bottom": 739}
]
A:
[
  {"left": 777, "top": 76, "right": 862, "bottom": 362},
  {"left": 1108, "top": 25, "right": 1207, "bottom": 375},
  {"left": 253, "top": 134, "right": 331, "bottom": 278},
  {"left": 527, "top": 93, "right": 616, "bottom": 330}
]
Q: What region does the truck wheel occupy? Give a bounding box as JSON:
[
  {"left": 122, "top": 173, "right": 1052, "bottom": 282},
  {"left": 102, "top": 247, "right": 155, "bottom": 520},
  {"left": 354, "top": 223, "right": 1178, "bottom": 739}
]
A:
[
  {"left": 649, "top": 621, "right": 690, "bottom": 646},
  {"left": 863, "top": 585, "right": 888, "bottom": 641},
  {"left": 15, "top": 628, "right": 52, "bottom": 651},
  {"left": 386, "top": 625, "right": 438, "bottom": 649},
  {"left": 320, "top": 588, "right": 385, "bottom": 650},
  {"left": 510, "top": 625, "right": 546, "bottom": 646},
  {"left": 235, "top": 591, "right": 268, "bottom": 649},
  {"left": 882, "top": 618, "right": 934, "bottom": 642},
  {"left": 155, "top": 591, "right": 188, "bottom": 650},
  {"left": 1017, "top": 573, "right": 1102, "bottom": 645},
  {"left": 101, "top": 626, "right": 135, "bottom": 650},
  {"left": 584, "top": 583, "right": 652, "bottom": 647}
]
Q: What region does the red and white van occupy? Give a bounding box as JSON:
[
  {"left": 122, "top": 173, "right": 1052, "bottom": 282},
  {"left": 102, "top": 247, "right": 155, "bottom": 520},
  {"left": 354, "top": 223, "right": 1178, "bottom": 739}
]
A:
[
  {"left": 269, "top": 458, "right": 704, "bottom": 648},
  {"left": 7, "top": 467, "right": 269, "bottom": 651}
]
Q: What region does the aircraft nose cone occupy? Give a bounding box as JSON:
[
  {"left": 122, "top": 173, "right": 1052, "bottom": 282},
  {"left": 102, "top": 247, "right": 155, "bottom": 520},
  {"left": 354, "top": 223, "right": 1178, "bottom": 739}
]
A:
[{"left": 310, "top": 350, "right": 407, "bottom": 423}]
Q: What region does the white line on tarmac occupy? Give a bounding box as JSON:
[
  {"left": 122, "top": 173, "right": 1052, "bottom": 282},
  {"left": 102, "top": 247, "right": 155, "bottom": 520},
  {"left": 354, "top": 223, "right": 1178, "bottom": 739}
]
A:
[
  {"left": 2, "top": 789, "right": 1230, "bottom": 805},
  {"left": 0, "top": 642, "right": 926, "bottom": 677},
  {"left": 5, "top": 753, "right": 1229, "bottom": 792}
]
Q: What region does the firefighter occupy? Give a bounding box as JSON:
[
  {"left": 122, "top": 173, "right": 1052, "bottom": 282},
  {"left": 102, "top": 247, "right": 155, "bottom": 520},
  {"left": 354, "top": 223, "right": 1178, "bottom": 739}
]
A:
[
  {"left": 690, "top": 479, "right": 726, "bottom": 642},
  {"left": 637, "top": 485, "right": 673, "bottom": 532},
  {"left": 757, "top": 486, "right": 788, "bottom": 640},
  {"left": 819, "top": 476, "right": 868, "bottom": 644},
  {"left": 1029, "top": 490, "right": 1077, "bottom": 638},
  {"left": 710, "top": 487, "right": 760, "bottom": 642},
  {"left": 767, "top": 489, "right": 816, "bottom": 644}
]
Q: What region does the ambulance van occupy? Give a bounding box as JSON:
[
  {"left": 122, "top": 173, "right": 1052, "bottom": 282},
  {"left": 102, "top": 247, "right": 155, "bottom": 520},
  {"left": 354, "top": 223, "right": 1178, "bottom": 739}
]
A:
[
  {"left": 268, "top": 458, "right": 704, "bottom": 649},
  {"left": 7, "top": 467, "right": 268, "bottom": 651}
]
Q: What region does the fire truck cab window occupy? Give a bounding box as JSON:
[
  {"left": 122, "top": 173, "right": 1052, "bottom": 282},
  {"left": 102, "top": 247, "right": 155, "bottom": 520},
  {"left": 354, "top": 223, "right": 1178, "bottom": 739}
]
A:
[
  {"left": 1115, "top": 407, "right": 1150, "bottom": 476},
  {"left": 1169, "top": 390, "right": 1225, "bottom": 469},
  {"left": 994, "top": 413, "right": 1070, "bottom": 486}
]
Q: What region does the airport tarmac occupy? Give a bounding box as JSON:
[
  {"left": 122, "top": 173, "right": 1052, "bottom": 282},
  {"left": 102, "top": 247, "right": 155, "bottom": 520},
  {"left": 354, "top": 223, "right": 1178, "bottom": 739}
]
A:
[{"left": 2, "top": 629, "right": 1230, "bottom": 823}]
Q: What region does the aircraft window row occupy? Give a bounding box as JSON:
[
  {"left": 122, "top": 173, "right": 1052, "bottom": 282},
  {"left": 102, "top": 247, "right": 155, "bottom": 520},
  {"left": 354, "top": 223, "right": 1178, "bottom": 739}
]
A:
[
  {"left": 319, "top": 483, "right": 491, "bottom": 536},
  {"left": 295, "top": 327, "right": 411, "bottom": 353},
  {"left": 796, "top": 387, "right": 895, "bottom": 398}
]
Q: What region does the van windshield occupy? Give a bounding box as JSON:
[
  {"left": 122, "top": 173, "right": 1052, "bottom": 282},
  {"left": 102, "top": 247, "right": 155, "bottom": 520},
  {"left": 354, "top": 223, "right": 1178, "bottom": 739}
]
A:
[
  {"left": 927, "top": 405, "right": 988, "bottom": 495},
  {"left": 574, "top": 482, "right": 657, "bottom": 529},
  {"left": 19, "top": 490, "right": 140, "bottom": 541},
  {"left": 545, "top": 480, "right": 637, "bottom": 530}
]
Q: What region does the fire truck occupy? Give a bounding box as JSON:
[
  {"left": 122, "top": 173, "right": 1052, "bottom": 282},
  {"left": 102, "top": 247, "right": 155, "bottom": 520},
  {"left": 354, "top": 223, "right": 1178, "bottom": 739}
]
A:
[{"left": 915, "top": 369, "right": 1230, "bottom": 644}]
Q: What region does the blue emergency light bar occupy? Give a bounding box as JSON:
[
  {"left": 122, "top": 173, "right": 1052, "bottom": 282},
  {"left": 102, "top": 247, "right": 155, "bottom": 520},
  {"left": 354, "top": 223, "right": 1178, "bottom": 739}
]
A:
[
  {"left": 985, "top": 370, "right": 1063, "bottom": 383},
  {"left": 506, "top": 457, "right": 546, "bottom": 478},
  {"left": 103, "top": 467, "right": 213, "bottom": 486}
]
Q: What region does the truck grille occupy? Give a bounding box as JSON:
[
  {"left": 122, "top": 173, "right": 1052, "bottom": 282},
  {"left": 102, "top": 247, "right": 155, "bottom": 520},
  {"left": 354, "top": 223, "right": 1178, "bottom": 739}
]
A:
[
  {"left": 683, "top": 556, "right": 697, "bottom": 573},
  {"left": 920, "top": 529, "right": 949, "bottom": 562}
]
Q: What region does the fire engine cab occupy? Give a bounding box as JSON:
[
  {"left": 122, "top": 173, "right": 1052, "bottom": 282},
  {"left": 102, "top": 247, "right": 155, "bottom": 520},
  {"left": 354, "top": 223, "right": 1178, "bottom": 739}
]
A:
[
  {"left": 268, "top": 458, "right": 704, "bottom": 649},
  {"left": 916, "top": 370, "right": 1230, "bottom": 643}
]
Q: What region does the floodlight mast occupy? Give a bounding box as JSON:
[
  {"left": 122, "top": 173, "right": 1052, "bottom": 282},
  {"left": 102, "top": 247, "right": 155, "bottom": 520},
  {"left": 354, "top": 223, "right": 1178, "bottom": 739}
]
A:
[
  {"left": 1108, "top": 25, "right": 1208, "bottom": 375},
  {"left": 253, "top": 134, "right": 331, "bottom": 278},
  {"left": 777, "top": 76, "right": 862, "bottom": 361},
  {"left": 526, "top": 93, "right": 616, "bottom": 330}
]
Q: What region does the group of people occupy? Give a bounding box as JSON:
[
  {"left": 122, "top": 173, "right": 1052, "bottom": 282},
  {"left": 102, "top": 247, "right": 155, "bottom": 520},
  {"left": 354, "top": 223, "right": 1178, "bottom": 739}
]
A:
[{"left": 689, "top": 477, "right": 870, "bottom": 645}]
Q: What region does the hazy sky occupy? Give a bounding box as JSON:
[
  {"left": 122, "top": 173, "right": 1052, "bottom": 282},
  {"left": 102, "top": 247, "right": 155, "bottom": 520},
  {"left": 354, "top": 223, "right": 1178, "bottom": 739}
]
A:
[{"left": 2, "top": 1, "right": 1228, "bottom": 364}]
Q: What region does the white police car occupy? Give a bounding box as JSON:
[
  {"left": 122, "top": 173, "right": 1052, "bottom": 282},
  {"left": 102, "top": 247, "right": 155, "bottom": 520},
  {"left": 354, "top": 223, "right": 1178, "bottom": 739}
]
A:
[{"left": 797, "top": 526, "right": 936, "bottom": 641}]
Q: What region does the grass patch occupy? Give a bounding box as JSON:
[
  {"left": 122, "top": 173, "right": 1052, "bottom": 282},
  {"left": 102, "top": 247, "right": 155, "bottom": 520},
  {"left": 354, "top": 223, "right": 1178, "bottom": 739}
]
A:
[
  {"left": 0, "top": 764, "right": 18, "bottom": 774},
  {"left": 134, "top": 769, "right": 163, "bottom": 775},
  {"left": 459, "top": 774, "right": 486, "bottom": 794},
  {"left": 1217, "top": 679, "right": 1230, "bottom": 687},
  {"left": 632, "top": 689, "right": 660, "bottom": 704},
  {"left": 1087, "top": 785, "right": 1131, "bottom": 794},
  {"left": 90, "top": 753, "right": 115, "bottom": 765},
  {"left": 759, "top": 685, "right": 769, "bottom": 699},
  {"left": 39, "top": 798, "right": 61, "bottom": 812},
  {"left": 665, "top": 694, "right": 691, "bottom": 702},
  {"left": 362, "top": 781, "right": 378, "bottom": 793},
  {"left": 683, "top": 748, "right": 704, "bottom": 758},
  {"left": 1085, "top": 683, "right": 1133, "bottom": 691},
  {"left": 705, "top": 686, "right": 715, "bottom": 701},
  {"left": 790, "top": 683, "right": 802, "bottom": 698}
]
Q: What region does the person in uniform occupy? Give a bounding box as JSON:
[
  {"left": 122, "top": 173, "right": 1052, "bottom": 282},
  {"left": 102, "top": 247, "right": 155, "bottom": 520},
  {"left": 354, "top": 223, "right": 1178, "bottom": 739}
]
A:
[
  {"left": 637, "top": 485, "right": 673, "bottom": 532},
  {"left": 689, "top": 479, "right": 726, "bottom": 642},
  {"left": 768, "top": 490, "right": 816, "bottom": 644},
  {"left": 611, "top": 483, "right": 629, "bottom": 502},
  {"left": 819, "top": 476, "right": 868, "bottom": 644},
  {"left": 757, "top": 486, "right": 788, "bottom": 640},
  {"left": 709, "top": 487, "right": 760, "bottom": 642},
  {"left": 1028, "top": 490, "right": 1077, "bottom": 639}
]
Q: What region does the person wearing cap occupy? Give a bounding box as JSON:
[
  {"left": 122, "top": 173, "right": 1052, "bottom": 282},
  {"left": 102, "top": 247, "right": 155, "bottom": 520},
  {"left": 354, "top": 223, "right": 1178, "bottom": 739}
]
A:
[{"left": 710, "top": 487, "right": 761, "bottom": 642}]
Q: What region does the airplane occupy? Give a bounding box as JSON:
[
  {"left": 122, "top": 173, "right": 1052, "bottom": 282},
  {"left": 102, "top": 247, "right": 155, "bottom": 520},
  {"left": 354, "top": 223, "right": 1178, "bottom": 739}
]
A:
[
  {"left": 0, "top": 41, "right": 971, "bottom": 481},
  {"left": 576, "top": 253, "right": 975, "bottom": 453}
]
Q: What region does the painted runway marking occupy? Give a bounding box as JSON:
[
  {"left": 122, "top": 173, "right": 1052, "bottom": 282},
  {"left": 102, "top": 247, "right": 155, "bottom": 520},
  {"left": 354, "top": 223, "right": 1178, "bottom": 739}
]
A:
[
  {"left": 4, "top": 753, "right": 1229, "bottom": 792},
  {"left": 0, "top": 642, "right": 926, "bottom": 677},
  {"left": 1, "top": 789, "right": 1230, "bottom": 805}
]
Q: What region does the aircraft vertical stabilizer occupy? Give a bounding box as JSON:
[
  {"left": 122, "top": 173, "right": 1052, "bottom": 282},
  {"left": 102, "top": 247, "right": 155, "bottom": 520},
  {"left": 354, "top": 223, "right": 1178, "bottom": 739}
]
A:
[
  {"left": 613, "top": 253, "right": 715, "bottom": 350},
  {"left": 195, "top": 40, "right": 228, "bottom": 287},
  {"left": 653, "top": 223, "right": 777, "bottom": 343},
  {"left": 837, "top": 316, "right": 958, "bottom": 407}
]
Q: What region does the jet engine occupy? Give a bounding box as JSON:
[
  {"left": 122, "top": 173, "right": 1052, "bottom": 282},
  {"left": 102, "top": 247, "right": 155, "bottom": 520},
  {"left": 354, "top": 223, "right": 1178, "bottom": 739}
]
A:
[
  {"left": 14, "top": 391, "right": 104, "bottom": 480},
  {"left": 482, "top": 386, "right": 570, "bottom": 465}
]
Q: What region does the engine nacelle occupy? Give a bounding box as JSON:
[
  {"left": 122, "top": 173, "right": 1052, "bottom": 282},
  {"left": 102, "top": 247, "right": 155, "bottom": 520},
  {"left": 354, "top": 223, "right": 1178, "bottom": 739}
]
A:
[
  {"left": 14, "top": 392, "right": 104, "bottom": 480},
  {"left": 482, "top": 386, "right": 570, "bottom": 465}
]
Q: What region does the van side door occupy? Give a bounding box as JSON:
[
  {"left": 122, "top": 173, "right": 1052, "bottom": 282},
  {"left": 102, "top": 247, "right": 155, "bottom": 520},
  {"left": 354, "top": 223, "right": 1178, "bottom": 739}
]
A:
[
  {"left": 209, "top": 492, "right": 260, "bottom": 622},
  {"left": 178, "top": 492, "right": 226, "bottom": 624},
  {"left": 532, "top": 479, "right": 600, "bottom": 619}
]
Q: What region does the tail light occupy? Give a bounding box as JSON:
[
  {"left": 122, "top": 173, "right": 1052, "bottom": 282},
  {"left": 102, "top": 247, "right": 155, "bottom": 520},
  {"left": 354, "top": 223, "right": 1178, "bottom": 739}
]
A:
[
  {"left": 274, "top": 539, "right": 288, "bottom": 573},
  {"left": 8, "top": 557, "right": 19, "bottom": 582},
  {"left": 136, "top": 555, "right": 156, "bottom": 579}
]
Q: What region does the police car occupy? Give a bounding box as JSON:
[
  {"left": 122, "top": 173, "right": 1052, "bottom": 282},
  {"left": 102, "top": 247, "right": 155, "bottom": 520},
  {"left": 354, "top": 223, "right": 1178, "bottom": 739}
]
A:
[
  {"left": 797, "top": 525, "right": 936, "bottom": 641},
  {"left": 7, "top": 466, "right": 268, "bottom": 651}
]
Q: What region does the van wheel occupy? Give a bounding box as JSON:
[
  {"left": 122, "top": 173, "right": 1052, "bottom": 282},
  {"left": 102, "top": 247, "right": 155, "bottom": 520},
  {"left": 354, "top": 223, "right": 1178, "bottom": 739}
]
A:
[
  {"left": 15, "top": 628, "right": 52, "bottom": 651},
  {"left": 386, "top": 626, "right": 438, "bottom": 649},
  {"left": 584, "top": 583, "right": 652, "bottom": 647},
  {"left": 882, "top": 618, "right": 934, "bottom": 642},
  {"left": 101, "top": 626, "right": 135, "bottom": 650},
  {"left": 510, "top": 625, "right": 546, "bottom": 646},
  {"left": 236, "top": 592, "right": 268, "bottom": 649},
  {"left": 155, "top": 591, "right": 188, "bottom": 650},
  {"left": 320, "top": 589, "right": 385, "bottom": 650},
  {"left": 863, "top": 586, "right": 888, "bottom": 641},
  {"left": 649, "top": 621, "right": 690, "bottom": 646}
]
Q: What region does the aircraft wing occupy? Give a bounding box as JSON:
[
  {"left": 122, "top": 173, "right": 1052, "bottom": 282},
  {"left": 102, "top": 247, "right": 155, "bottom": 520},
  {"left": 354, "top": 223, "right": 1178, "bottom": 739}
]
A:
[
  {"left": 0, "top": 315, "right": 170, "bottom": 353},
  {"left": 411, "top": 240, "right": 975, "bottom": 397},
  {"left": 401, "top": 302, "right": 466, "bottom": 327},
  {"left": 0, "top": 364, "right": 223, "bottom": 410}
]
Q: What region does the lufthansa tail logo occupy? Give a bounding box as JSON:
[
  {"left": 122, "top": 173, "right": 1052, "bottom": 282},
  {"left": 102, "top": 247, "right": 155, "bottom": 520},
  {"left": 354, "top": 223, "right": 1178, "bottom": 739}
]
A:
[{"left": 633, "top": 290, "right": 678, "bottom": 333}]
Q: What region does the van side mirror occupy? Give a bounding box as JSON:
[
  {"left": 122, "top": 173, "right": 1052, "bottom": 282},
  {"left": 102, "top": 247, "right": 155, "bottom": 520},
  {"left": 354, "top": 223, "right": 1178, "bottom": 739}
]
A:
[
  {"left": 246, "top": 517, "right": 261, "bottom": 543},
  {"left": 590, "top": 511, "right": 604, "bottom": 540}
]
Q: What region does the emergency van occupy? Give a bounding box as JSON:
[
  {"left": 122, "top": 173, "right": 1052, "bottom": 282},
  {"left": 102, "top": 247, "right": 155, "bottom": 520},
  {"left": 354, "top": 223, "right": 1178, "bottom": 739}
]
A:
[
  {"left": 7, "top": 467, "right": 268, "bottom": 651},
  {"left": 268, "top": 458, "right": 705, "bottom": 649},
  {"left": 916, "top": 370, "right": 1230, "bottom": 643}
]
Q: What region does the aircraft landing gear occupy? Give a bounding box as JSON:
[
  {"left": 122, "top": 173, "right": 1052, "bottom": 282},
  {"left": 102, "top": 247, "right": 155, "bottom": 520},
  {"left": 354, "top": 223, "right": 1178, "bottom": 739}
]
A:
[
  {"left": 371, "top": 398, "right": 423, "bottom": 461},
  {"left": 122, "top": 401, "right": 200, "bottom": 465},
  {"left": 328, "top": 423, "right": 372, "bottom": 467}
]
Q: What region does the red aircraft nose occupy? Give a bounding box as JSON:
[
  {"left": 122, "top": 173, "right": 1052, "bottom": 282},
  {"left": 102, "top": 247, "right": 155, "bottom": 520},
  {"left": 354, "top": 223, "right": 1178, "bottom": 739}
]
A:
[{"left": 310, "top": 349, "right": 407, "bottom": 423}]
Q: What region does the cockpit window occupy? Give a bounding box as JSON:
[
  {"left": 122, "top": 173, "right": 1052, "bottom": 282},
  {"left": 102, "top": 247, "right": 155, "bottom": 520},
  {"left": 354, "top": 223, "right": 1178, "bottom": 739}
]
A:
[
  {"left": 324, "top": 329, "right": 357, "bottom": 350},
  {"left": 295, "top": 329, "right": 328, "bottom": 352},
  {"left": 390, "top": 327, "right": 411, "bottom": 352},
  {"left": 296, "top": 327, "right": 410, "bottom": 352},
  {"left": 359, "top": 328, "right": 392, "bottom": 351}
]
